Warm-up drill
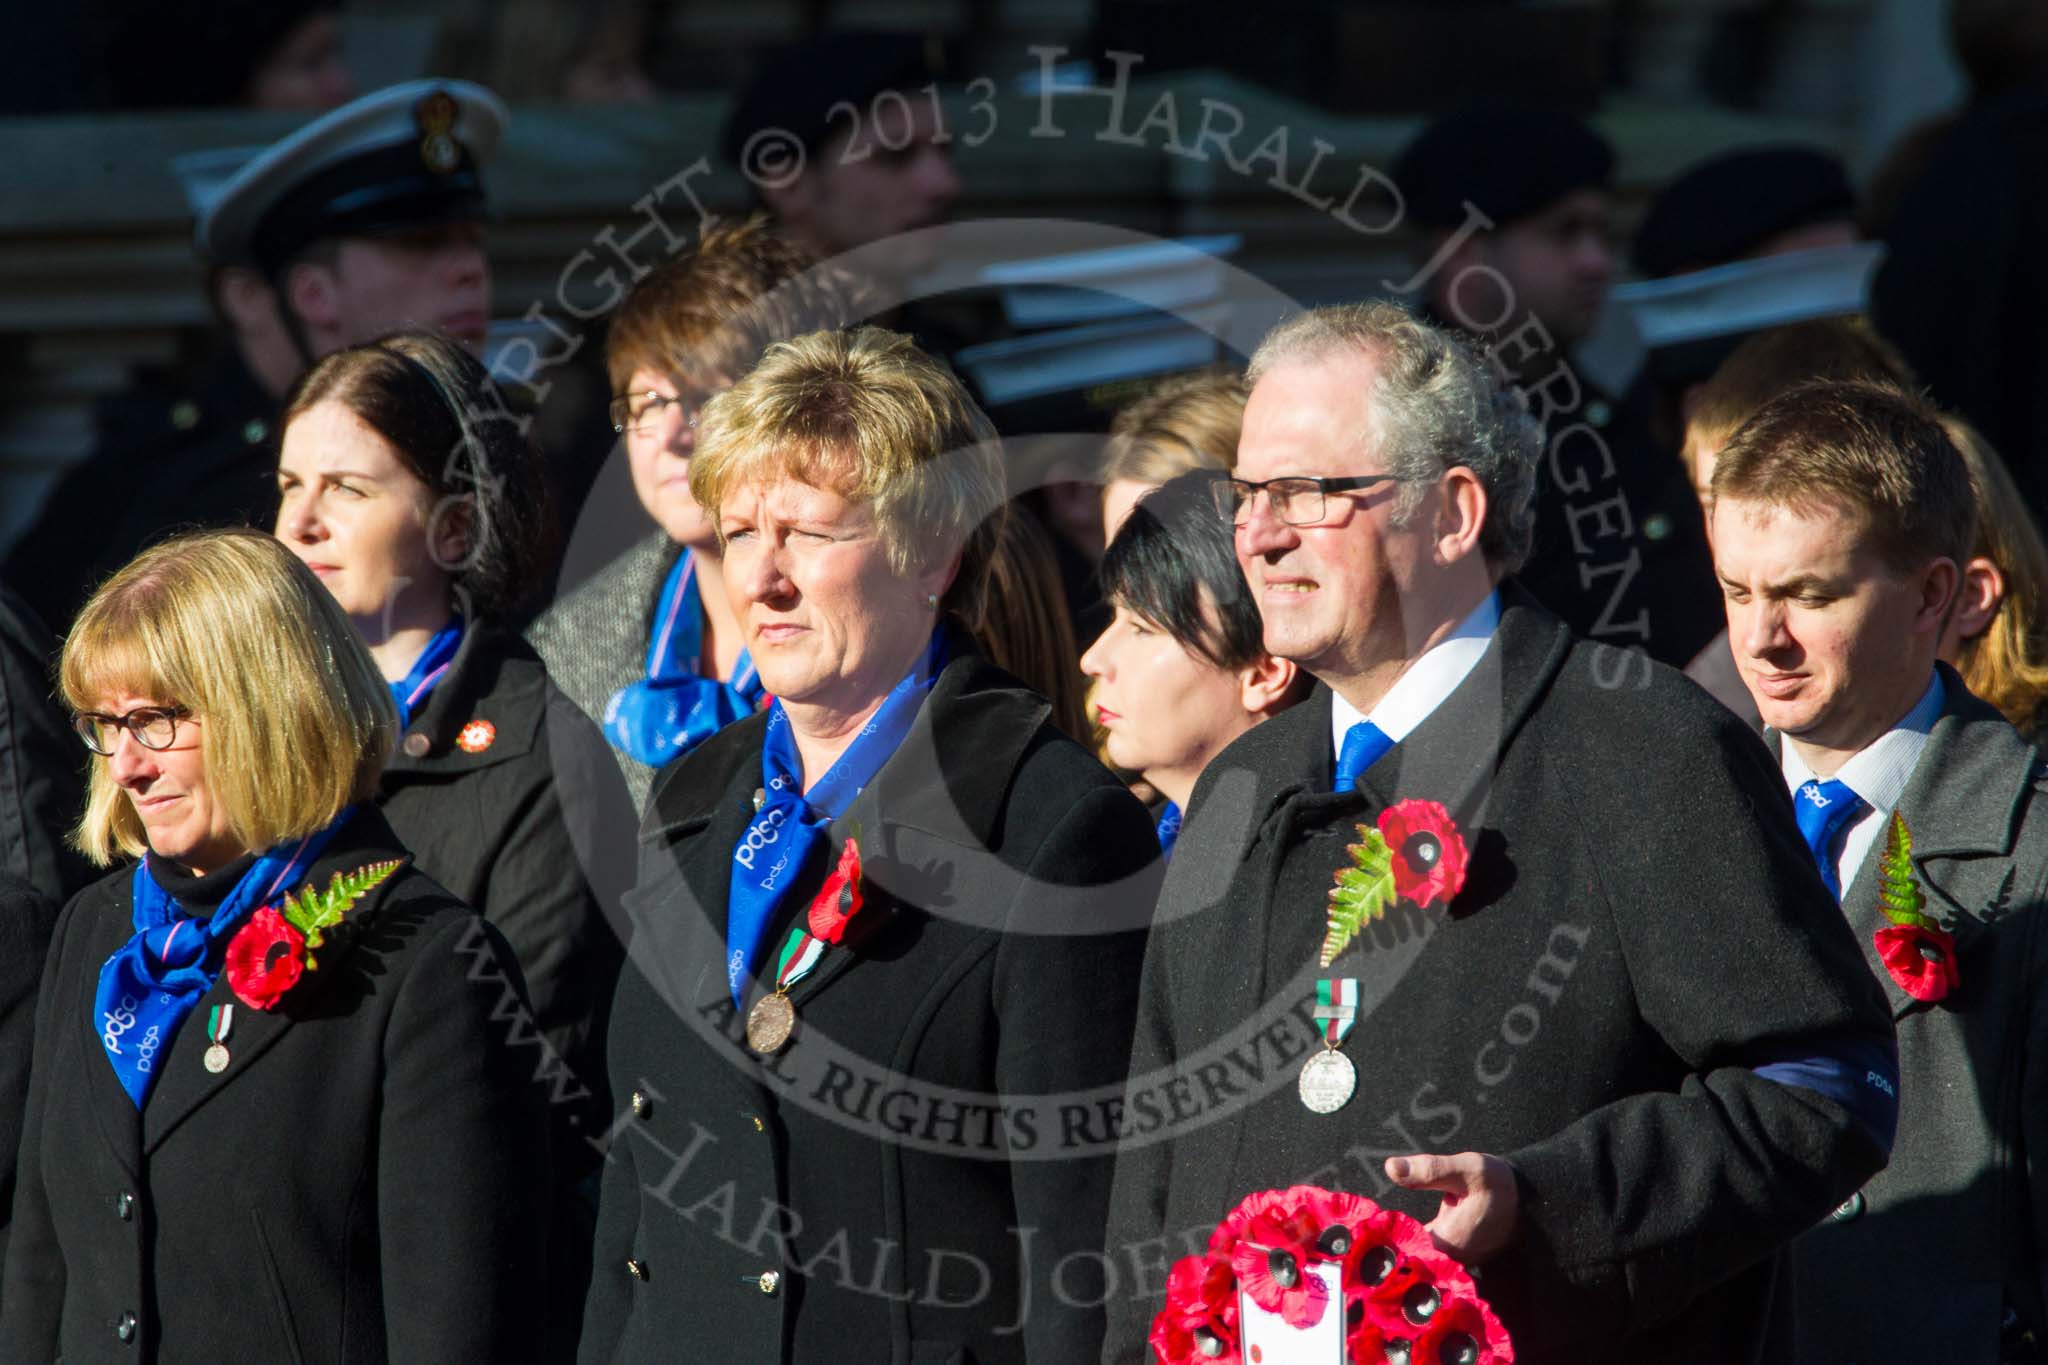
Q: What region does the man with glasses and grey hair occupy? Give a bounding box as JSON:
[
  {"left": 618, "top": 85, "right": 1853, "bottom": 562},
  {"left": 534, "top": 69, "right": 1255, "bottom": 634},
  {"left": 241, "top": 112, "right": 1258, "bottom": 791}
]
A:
[{"left": 1104, "top": 302, "right": 1901, "bottom": 1365}]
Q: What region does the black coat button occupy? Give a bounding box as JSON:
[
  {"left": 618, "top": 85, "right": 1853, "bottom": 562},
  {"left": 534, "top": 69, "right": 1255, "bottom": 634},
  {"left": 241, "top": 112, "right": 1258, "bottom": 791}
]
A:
[
  {"left": 630, "top": 1091, "right": 651, "bottom": 1119},
  {"left": 402, "top": 732, "right": 432, "bottom": 758},
  {"left": 115, "top": 1191, "right": 133, "bottom": 1221},
  {"left": 116, "top": 1311, "right": 137, "bottom": 1342},
  {"left": 758, "top": 1270, "right": 781, "bottom": 1295},
  {"left": 627, "top": 1258, "right": 649, "bottom": 1281},
  {"left": 1830, "top": 1190, "right": 1865, "bottom": 1222}
]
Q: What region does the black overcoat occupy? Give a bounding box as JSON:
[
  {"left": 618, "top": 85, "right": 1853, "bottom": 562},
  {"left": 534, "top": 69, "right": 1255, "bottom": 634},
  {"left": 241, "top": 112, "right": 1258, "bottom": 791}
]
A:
[
  {"left": 373, "top": 617, "right": 633, "bottom": 1360},
  {"left": 374, "top": 617, "right": 628, "bottom": 1140},
  {"left": 578, "top": 650, "right": 1162, "bottom": 1365},
  {"left": 1785, "top": 671, "right": 2048, "bottom": 1363},
  {"left": 0, "top": 868, "right": 58, "bottom": 1272},
  {"left": 1103, "top": 588, "right": 1899, "bottom": 1365},
  {"left": 0, "top": 807, "right": 551, "bottom": 1364}
]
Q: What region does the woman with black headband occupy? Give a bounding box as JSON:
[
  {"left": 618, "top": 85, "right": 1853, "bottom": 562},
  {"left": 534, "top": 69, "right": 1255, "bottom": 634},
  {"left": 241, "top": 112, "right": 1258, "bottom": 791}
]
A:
[{"left": 272, "top": 331, "right": 623, "bottom": 1355}]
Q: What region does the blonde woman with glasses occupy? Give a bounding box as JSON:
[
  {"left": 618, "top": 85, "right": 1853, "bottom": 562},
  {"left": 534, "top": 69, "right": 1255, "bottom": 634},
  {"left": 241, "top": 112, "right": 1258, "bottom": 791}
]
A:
[{"left": 0, "top": 530, "right": 548, "bottom": 1365}]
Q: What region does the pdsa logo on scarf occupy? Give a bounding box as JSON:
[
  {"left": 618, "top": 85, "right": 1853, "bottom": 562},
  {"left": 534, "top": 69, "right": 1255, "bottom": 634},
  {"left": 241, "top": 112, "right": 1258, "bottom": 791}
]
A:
[{"left": 736, "top": 806, "right": 787, "bottom": 871}]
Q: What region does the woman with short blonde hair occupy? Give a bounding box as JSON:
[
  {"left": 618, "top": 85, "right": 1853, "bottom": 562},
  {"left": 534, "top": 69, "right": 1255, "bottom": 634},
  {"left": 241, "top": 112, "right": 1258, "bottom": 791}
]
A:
[
  {"left": 1, "top": 529, "right": 549, "bottom": 1364},
  {"left": 1099, "top": 368, "right": 1246, "bottom": 537},
  {"left": 583, "top": 328, "right": 1158, "bottom": 1364}
]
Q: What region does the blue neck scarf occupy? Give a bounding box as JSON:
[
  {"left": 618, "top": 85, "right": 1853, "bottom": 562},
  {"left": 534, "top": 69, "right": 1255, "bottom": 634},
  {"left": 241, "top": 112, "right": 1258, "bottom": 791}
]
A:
[
  {"left": 724, "top": 629, "right": 947, "bottom": 1006},
  {"left": 390, "top": 616, "right": 464, "bottom": 728},
  {"left": 94, "top": 809, "right": 351, "bottom": 1107},
  {"left": 606, "top": 551, "right": 765, "bottom": 767},
  {"left": 1156, "top": 801, "right": 1183, "bottom": 857}
]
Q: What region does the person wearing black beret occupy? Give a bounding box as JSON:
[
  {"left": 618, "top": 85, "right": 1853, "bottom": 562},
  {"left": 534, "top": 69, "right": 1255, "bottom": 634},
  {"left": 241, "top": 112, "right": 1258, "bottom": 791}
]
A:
[
  {"left": 1391, "top": 102, "right": 1723, "bottom": 673},
  {"left": 1632, "top": 144, "right": 1859, "bottom": 281},
  {"left": 4, "top": 79, "right": 504, "bottom": 635},
  {"left": 0, "top": 530, "right": 549, "bottom": 1363},
  {"left": 722, "top": 31, "right": 963, "bottom": 289},
  {"left": 96, "top": 0, "right": 354, "bottom": 112}
]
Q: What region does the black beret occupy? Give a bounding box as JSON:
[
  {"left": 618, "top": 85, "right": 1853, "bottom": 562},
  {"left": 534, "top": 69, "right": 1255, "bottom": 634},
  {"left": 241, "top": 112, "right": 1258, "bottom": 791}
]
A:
[
  {"left": 721, "top": 30, "right": 943, "bottom": 171},
  {"left": 1632, "top": 144, "right": 1857, "bottom": 279},
  {"left": 100, "top": 0, "right": 338, "bottom": 110},
  {"left": 1393, "top": 103, "right": 1615, "bottom": 231}
]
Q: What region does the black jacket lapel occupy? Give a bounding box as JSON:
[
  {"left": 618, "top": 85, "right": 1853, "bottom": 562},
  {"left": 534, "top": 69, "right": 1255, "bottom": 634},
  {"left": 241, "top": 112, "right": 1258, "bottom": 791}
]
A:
[{"left": 138, "top": 811, "right": 412, "bottom": 1154}]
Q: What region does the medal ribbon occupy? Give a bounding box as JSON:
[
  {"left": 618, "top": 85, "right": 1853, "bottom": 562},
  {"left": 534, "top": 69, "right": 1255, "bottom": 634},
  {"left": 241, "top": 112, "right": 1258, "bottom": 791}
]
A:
[
  {"left": 1314, "top": 977, "right": 1358, "bottom": 1049},
  {"left": 605, "top": 550, "right": 766, "bottom": 767},
  {"left": 771, "top": 924, "right": 830, "bottom": 994},
  {"left": 205, "top": 1003, "right": 233, "bottom": 1048},
  {"left": 94, "top": 806, "right": 353, "bottom": 1108}
]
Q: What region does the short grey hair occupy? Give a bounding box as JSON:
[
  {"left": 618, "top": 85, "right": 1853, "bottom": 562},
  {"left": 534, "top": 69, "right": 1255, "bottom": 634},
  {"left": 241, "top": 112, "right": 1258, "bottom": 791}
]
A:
[{"left": 1246, "top": 301, "right": 1539, "bottom": 572}]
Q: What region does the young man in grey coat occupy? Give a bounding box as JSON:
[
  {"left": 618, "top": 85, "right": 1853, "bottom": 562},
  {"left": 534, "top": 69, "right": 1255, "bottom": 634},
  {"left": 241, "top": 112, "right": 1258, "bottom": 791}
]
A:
[{"left": 1714, "top": 380, "right": 2048, "bottom": 1364}]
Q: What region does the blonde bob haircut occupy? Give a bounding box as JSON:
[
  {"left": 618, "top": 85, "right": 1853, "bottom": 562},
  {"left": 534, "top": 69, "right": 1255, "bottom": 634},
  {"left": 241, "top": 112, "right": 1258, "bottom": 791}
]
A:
[
  {"left": 690, "top": 327, "right": 1007, "bottom": 631},
  {"left": 61, "top": 530, "right": 398, "bottom": 867}
]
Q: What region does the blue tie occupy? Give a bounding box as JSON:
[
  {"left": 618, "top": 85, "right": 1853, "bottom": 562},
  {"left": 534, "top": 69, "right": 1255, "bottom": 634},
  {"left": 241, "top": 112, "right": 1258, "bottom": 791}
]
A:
[
  {"left": 1793, "top": 778, "right": 1867, "bottom": 901},
  {"left": 1335, "top": 721, "right": 1393, "bottom": 794}
]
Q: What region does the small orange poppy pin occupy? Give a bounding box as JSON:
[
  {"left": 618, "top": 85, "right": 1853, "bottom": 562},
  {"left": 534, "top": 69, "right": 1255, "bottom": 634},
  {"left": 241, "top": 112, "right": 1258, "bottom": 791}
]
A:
[{"left": 456, "top": 719, "right": 496, "bottom": 753}]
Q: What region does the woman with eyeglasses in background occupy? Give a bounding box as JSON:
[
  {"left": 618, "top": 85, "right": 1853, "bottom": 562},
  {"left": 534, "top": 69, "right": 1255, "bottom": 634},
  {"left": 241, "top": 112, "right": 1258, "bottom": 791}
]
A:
[{"left": 527, "top": 217, "right": 867, "bottom": 810}]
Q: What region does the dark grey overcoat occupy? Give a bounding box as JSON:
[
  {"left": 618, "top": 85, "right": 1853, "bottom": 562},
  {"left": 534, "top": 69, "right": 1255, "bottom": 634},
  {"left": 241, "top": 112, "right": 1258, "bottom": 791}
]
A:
[
  {"left": 1103, "top": 588, "right": 1899, "bottom": 1365},
  {"left": 1786, "top": 669, "right": 2048, "bottom": 1364}
]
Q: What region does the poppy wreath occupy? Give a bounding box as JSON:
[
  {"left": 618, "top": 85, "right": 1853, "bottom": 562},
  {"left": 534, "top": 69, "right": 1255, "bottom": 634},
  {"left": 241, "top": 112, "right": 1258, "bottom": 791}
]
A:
[
  {"left": 1150, "top": 1185, "right": 1511, "bottom": 1364},
  {"left": 1323, "top": 799, "right": 1471, "bottom": 967},
  {"left": 224, "top": 860, "right": 403, "bottom": 1010},
  {"left": 1871, "top": 812, "right": 1960, "bottom": 1004}
]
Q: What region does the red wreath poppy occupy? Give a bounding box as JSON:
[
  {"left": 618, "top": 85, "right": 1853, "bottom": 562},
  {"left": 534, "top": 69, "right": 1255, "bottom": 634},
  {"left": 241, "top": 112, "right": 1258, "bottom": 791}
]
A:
[
  {"left": 1377, "top": 799, "right": 1469, "bottom": 908},
  {"left": 806, "top": 839, "right": 864, "bottom": 944},
  {"left": 1209, "top": 1187, "right": 1321, "bottom": 1261},
  {"left": 225, "top": 906, "right": 306, "bottom": 1010},
  {"left": 1874, "top": 921, "right": 1961, "bottom": 1003},
  {"left": 1151, "top": 1255, "right": 1240, "bottom": 1364},
  {"left": 1343, "top": 1292, "right": 1390, "bottom": 1363},
  {"left": 1414, "top": 1294, "right": 1515, "bottom": 1364},
  {"left": 1345, "top": 1209, "right": 1460, "bottom": 1334},
  {"left": 1230, "top": 1233, "right": 1330, "bottom": 1329}
]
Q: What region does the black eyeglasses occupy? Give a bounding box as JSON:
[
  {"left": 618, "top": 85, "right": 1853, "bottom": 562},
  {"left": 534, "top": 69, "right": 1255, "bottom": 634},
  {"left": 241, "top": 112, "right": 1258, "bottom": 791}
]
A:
[
  {"left": 608, "top": 390, "right": 700, "bottom": 437},
  {"left": 72, "top": 705, "right": 190, "bottom": 756},
  {"left": 1211, "top": 473, "right": 1407, "bottom": 527}
]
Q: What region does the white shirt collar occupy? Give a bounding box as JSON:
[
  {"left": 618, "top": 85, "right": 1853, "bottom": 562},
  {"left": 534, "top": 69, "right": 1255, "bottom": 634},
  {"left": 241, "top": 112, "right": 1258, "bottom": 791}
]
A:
[
  {"left": 1330, "top": 591, "right": 1500, "bottom": 759},
  {"left": 1778, "top": 671, "right": 1945, "bottom": 815}
]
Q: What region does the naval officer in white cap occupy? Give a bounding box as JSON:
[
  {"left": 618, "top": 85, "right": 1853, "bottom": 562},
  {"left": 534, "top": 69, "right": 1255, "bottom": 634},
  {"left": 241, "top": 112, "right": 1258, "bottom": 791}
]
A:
[{"left": 6, "top": 79, "right": 507, "bottom": 633}]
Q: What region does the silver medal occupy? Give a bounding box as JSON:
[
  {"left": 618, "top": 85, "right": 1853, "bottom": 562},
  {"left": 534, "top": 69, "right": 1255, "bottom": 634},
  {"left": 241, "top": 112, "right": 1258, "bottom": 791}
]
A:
[{"left": 1298, "top": 1048, "right": 1356, "bottom": 1114}]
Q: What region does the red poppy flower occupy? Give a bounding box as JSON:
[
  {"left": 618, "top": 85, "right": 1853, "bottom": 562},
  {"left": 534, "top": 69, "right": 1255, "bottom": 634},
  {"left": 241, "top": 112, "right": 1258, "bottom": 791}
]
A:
[
  {"left": 1377, "top": 799, "right": 1469, "bottom": 908},
  {"left": 1210, "top": 1187, "right": 1318, "bottom": 1260},
  {"left": 806, "top": 839, "right": 864, "bottom": 944},
  {"left": 1230, "top": 1233, "right": 1330, "bottom": 1329},
  {"left": 1343, "top": 1208, "right": 1458, "bottom": 1333},
  {"left": 1343, "top": 1291, "right": 1389, "bottom": 1363},
  {"left": 1150, "top": 1255, "right": 1239, "bottom": 1364},
  {"left": 1874, "top": 921, "right": 1961, "bottom": 1003},
  {"left": 225, "top": 906, "right": 306, "bottom": 1010},
  {"left": 1414, "top": 1294, "right": 1515, "bottom": 1364}
]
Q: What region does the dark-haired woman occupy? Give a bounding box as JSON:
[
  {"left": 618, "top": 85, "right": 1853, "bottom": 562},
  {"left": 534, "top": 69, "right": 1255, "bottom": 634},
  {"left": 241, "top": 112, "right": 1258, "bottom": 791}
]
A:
[
  {"left": 274, "top": 330, "right": 624, "bottom": 1356},
  {"left": 1080, "top": 469, "right": 1306, "bottom": 854}
]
